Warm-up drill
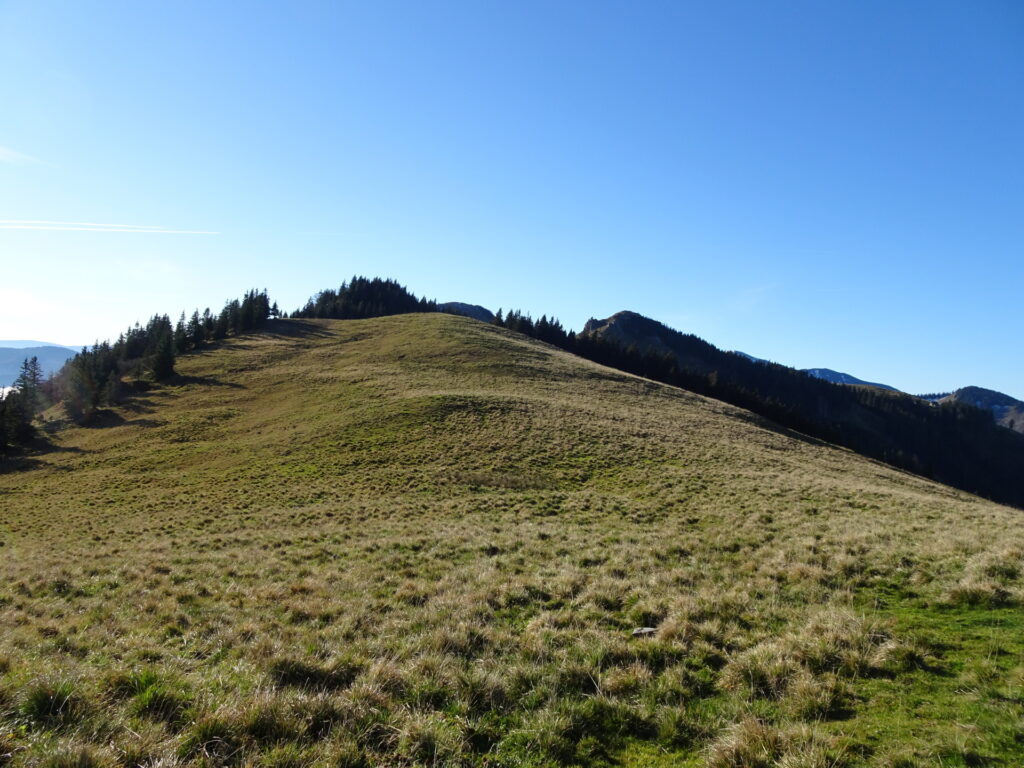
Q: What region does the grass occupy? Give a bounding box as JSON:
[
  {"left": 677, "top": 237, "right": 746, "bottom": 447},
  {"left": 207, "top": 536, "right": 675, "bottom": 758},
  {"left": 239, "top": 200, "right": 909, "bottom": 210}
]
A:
[{"left": 0, "top": 313, "right": 1022, "bottom": 766}]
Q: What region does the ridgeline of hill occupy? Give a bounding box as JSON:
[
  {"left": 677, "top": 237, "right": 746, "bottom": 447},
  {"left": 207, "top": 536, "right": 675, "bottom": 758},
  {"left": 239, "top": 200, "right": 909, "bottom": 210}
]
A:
[
  {"left": 938, "top": 386, "right": 1024, "bottom": 434},
  {"left": 5, "top": 278, "right": 1022, "bottom": 514},
  {"left": 1, "top": 313, "right": 1023, "bottom": 767}
]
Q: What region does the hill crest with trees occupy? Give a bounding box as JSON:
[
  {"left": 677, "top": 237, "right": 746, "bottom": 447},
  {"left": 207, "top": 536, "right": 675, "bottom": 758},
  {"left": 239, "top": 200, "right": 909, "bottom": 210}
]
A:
[{"left": 5, "top": 276, "right": 1024, "bottom": 511}]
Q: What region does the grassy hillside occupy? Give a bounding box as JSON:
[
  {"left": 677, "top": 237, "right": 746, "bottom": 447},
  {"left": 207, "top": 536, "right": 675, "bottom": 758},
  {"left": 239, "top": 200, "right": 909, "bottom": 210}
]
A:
[{"left": 1, "top": 314, "right": 1022, "bottom": 768}]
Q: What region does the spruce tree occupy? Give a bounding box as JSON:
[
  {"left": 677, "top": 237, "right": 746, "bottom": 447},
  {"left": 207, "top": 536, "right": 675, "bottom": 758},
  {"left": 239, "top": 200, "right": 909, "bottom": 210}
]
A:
[
  {"left": 189, "top": 310, "right": 204, "bottom": 348},
  {"left": 14, "top": 356, "right": 43, "bottom": 417},
  {"left": 151, "top": 332, "right": 176, "bottom": 380},
  {"left": 174, "top": 313, "right": 188, "bottom": 354}
]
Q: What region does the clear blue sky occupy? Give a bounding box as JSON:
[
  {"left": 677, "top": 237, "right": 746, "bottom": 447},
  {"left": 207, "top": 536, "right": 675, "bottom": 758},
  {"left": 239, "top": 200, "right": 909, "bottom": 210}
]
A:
[{"left": 1, "top": 1, "right": 1021, "bottom": 397}]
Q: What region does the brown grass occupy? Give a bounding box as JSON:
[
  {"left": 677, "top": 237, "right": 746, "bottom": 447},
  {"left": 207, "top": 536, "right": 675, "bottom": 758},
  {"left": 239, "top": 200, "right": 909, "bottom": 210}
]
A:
[{"left": 0, "top": 314, "right": 1022, "bottom": 766}]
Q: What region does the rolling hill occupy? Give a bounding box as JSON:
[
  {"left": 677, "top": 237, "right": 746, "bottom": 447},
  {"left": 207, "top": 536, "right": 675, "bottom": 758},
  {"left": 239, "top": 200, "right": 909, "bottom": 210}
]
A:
[
  {"left": 938, "top": 386, "right": 1024, "bottom": 434},
  {"left": 1, "top": 313, "right": 1022, "bottom": 767}
]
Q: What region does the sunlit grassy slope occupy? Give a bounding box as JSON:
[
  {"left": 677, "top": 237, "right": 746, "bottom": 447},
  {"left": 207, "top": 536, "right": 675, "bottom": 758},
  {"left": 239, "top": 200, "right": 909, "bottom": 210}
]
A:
[{"left": 1, "top": 314, "right": 1022, "bottom": 768}]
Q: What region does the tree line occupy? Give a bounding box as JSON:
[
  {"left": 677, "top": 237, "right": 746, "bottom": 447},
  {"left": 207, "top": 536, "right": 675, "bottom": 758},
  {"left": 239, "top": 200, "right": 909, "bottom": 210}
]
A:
[
  {"left": 1, "top": 289, "right": 274, "bottom": 455},
  {"left": 291, "top": 277, "right": 435, "bottom": 319},
  {"left": 0, "top": 357, "right": 45, "bottom": 455},
  {"left": 6, "top": 275, "right": 1024, "bottom": 510}
]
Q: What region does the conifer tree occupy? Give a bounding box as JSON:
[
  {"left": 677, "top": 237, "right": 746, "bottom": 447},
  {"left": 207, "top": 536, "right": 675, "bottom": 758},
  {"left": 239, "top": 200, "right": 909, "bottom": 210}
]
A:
[
  {"left": 189, "top": 310, "right": 205, "bottom": 348},
  {"left": 174, "top": 313, "right": 188, "bottom": 354},
  {"left": 14, "top": 356, "right": 43, "bottom": 416},
  {"left": 151, "top": 332, "right": 176, "bottom": 380}
]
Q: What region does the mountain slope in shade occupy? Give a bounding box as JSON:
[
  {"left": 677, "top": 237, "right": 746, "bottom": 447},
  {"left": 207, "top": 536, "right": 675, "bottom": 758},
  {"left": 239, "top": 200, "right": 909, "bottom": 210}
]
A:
[
  {"left": 939, "top": 386, "right": 1024, "bottom": 433},
  {"left": 438, "top": 301, "right": 495, "bottom": 323},
  {"left": 803, "top": 367, "right": 898, "bottom": 391},
  {"left": 583, "top": 310, "right": 715, "bottom": 372},
  {"left": 0, "top": 345, "right": 77, "bottom": 386},
  {"left": 580, "top": 309, "right": 1024, "bottom": 508}
]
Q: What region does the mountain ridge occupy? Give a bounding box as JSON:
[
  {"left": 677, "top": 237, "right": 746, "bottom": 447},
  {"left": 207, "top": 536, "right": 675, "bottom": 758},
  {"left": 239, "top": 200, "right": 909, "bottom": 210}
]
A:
[
  {"left": 0, "top": 340, "right": 79, "bottom": 350},
  {"left": 802, "top": 367, "right": 898, "bottom": 391},
  {"left": 938, "top": 386, "right": 1024, "bottom": 433},
  {"left": 577, "top": 309, "right": 1024, "bottom": 508}
]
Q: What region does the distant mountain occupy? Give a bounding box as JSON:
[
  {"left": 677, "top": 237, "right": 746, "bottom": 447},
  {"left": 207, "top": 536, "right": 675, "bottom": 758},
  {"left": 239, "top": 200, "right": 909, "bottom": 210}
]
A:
[
  {"left": 0, "top": 340, "right": 78, "bottom": 350},
  {"left": 732, "top": 350, "right": 768, "bottom": 364},
  {"left": 937, "top": 387, "right": 1024, "bottom": 434},
  {"left": 803, "top": 368, "right": 898, "bottom": 391},
  {"left": 733, "top": 353, "right": 898, "bottom": 392},
  {"left": 0, "top": 345, "right": 77, "bottom": 386},
  {"left": 438, "top": 302, "right": 494, "bottom": 323}
]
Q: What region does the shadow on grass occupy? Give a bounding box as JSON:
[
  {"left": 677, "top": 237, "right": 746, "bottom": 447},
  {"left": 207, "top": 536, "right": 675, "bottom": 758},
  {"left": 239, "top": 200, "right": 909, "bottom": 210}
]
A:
[
  {"left": 262, "top": 319, "right": 337, "bottom": 339},
  {"left": 80, "top": 409, "right": 127, "bottom": 428},
  {"left": 171, "top": 374, "right": 245, "bottom": 389},
  {"left": 126, "top": 418, "right": 164, "bottom": 428},
  {"left": 0, "top": 439, "right": 88, "bottom": 473}
]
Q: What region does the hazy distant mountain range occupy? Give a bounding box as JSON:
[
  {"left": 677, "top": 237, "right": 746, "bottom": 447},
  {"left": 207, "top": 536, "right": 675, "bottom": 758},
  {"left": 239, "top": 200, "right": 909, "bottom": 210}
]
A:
[
  {"left": 0, "top": 340, "right": 79, "bottom": 350},
  {"left": 0, "top": 342, "right": 78, "bottom": 387},
  {"left": 733, "top": 352, "right": 899, "bottom": 391},
  {"left": 802, "top": 368, "right": 898, "bottom": 391}
]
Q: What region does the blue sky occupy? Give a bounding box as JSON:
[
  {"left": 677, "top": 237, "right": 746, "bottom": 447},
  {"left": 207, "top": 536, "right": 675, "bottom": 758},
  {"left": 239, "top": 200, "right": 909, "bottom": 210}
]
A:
[{"left": 1, "top": 1, "right": 1021, "bottom": 397}]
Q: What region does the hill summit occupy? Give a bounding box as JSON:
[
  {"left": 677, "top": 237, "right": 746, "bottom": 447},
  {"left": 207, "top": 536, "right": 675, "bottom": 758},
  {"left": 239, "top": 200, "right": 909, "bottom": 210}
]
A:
[
  {"left": 2, "top": 313, "right": 1022, "bottom": 766},
  {"left": 939, "top": 386, "right": 1024, "bottom": 433}
]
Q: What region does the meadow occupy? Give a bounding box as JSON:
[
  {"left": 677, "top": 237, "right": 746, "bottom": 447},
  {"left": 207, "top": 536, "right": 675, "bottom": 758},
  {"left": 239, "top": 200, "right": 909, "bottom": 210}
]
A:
[{"left": 0, "top": 314, "right": 1021, "bottom": 767}]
